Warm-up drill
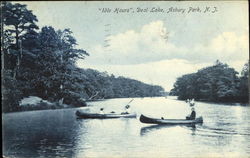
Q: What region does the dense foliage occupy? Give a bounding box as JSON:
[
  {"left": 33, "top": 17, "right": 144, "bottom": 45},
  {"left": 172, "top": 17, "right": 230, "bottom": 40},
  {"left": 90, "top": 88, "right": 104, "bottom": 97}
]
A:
[
  {"left": 170, "top": 60, "right": 249, "bottom": 103},
  {"left": 2, "top": 2, "right": 164, "bottom": 112}
]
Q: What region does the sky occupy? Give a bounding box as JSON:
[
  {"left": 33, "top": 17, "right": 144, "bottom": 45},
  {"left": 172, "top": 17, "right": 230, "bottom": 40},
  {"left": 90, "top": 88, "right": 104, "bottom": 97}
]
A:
[{"left": 21, "top": 1, "right": 249, "bottom": 91}]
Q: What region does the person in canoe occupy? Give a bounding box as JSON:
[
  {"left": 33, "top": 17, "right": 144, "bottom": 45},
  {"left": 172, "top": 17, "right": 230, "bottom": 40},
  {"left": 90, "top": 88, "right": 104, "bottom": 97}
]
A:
[
  {"left": 121, "top": 105, "right": 131, "bottom": 114},
  {"left": 99, "top": 108, "right": 105, "bottom": 114},
  {"left": 189, "top": 98, "right": 195, "bottom": 107},
  {"left": 126, "top": 105, "right": 131, "bottom": 114},
  {"left": 186, "top": 107, "right": 196, "bottom": 120}
]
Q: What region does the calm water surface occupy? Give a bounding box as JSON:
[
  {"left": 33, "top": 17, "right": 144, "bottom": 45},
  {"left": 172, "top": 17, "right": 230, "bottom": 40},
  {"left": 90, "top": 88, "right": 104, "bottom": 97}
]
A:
[{"left": 3, "top": 97, "right": 250, "bottom": 157}]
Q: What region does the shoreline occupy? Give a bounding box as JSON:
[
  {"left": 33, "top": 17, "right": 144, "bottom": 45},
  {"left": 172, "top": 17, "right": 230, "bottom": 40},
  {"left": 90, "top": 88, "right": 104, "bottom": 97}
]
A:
[
  {"left": 169, "top": 96, "right": 249, "bottom": 106},
  {"left": 3, "top": 96, "right": 249, "bottom": 114}
]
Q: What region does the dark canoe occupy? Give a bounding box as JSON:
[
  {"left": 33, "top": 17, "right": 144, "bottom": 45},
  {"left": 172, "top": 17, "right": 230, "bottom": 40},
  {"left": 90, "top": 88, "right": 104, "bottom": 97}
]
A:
[
  {"left": 139, "top": 114, "right": 203, "bottom": 125},
  {"left": 75, "top": 110, "right": 137, "bottom": 119}
]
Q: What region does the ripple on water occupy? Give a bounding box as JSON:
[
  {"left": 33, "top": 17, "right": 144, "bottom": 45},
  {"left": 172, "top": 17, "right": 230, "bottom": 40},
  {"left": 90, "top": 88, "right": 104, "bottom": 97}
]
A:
[{"left": 3, "top": 97, "right": 250, "bottom": 157}]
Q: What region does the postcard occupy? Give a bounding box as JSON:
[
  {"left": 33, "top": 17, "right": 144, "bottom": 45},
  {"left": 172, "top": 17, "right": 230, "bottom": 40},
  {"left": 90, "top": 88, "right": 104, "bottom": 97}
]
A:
[{"left": 2, "top": 1, "right": 249, "bottom": 158}]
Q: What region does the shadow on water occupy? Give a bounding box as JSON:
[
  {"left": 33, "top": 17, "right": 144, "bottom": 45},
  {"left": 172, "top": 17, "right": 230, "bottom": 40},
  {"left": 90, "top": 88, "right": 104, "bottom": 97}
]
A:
[
  {"left": 140, "top": 124, "right": 198, "bottom": 136},
  {"left": 3, "top": 109, "right": 81, "bottom": 158}
]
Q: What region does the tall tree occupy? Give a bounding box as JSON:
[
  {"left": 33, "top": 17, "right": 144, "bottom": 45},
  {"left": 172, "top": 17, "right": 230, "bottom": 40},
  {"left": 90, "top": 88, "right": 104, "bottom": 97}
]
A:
[
  {"left": 2, "top": 2, "right": 38, "bottom": 49},
  {"left": 20, "top": 26, "right": 89, "bottom": 102},
  {"left": 2, "top": 2, "right": 39, "bottom": 77}
]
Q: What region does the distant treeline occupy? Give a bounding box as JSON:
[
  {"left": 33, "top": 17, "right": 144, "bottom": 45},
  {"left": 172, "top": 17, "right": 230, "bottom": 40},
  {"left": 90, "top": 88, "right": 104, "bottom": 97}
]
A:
[
  {"left": 1, "top": 2, "right": 164, "bottom": 112},
  {"left": 170, "top": 60, "right": 249, "bottom": 103}
]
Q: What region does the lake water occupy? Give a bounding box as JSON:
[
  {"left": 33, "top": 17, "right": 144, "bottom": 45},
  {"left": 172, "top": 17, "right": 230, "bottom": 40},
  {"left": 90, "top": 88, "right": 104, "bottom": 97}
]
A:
[{"left": 3, "top": 97, "right": 250, "bottom": 157}]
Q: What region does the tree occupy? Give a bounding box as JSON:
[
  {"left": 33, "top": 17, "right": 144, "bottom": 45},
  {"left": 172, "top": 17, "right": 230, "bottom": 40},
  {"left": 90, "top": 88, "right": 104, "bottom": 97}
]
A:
[
  {"left": 2, "top": 70, "right": 22, "bottom": 112},
  {"left": 18, "top": 26, "right": 89, "bottom": 101},
  {"left": 170, "top": 60, "right": 245, "bottom": 102},
  {"left": 2, "top": 2, "right": 38, "bottom": 48},
  {"left": 170, "top": 73, "right": 197, "bottom": 100},
  {"left": 2, "top": 2, "right": 39, "bottom": 112},
  {"left": 2, "top": 1, "right": 39, "bottom": 77},
  {"left": 238, "top": 62, "right": 249, "bottom": 102}
]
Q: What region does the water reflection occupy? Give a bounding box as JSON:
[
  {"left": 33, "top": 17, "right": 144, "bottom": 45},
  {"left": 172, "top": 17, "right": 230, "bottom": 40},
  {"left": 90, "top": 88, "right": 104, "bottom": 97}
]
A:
[
  {"left": 3, "top": 109, "right": 80, "bottom": 158},
  {"left": 190, "top": 125, "right": 196, "bottom": 135},
  {"left": 140, "top": 124, "right": 177, "bottom": 136},
  {"left": 3, "top": 97, "right": 250, "bottom": 157},
  {"left": 73, "top": 116, "right": 138, "bottom": 157}
]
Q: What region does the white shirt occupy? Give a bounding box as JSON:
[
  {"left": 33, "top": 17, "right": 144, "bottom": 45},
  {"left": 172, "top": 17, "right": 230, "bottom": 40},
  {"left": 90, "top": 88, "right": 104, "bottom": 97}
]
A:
[
  {"left": 126, "top": 108, "right": 131, "bottom": 113},
  {"left": 190, "top": 99, "right": 195, "bottom": 104}
]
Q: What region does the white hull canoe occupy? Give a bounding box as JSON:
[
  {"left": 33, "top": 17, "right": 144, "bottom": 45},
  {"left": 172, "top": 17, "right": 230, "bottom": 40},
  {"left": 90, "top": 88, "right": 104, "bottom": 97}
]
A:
[{"left": 76, "top": 110, "right": 137, "bottom": 119}]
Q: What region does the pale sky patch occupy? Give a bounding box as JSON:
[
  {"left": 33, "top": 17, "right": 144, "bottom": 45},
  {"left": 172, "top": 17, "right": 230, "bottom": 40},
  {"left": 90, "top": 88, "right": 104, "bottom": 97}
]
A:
[
  {"left": 21, "top": 1, "right": 249, "bottom": 91},
  {"left": 78, "top": 59, "right": 211, "bottom": 91}
]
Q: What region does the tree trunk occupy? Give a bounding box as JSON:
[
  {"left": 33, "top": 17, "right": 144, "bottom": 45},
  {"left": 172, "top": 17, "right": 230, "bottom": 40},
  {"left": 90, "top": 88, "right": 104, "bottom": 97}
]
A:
[
  {"left": 15, "top": 25, "right": 19, "bottom": 49},
  {"left": 14, "top": 25, "right": 22, "bottom": 79}
]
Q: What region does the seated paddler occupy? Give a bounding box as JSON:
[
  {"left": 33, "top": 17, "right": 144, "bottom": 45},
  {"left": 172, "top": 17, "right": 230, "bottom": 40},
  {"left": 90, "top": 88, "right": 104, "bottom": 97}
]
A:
[
  {"left": 99, "top": 108, "right": 105, "bottom": 114},
  {"left": 189, "top": 98, "right": 195, "bottom": 107},
  {"left": 186, "top": 107, "right": 196, "bottom": 120},
  {"left": 125, "top": 105, "right": 131, "bottom": 114},
  {"left": 121, "top": 105, "right": 131, "bottom": 114}
]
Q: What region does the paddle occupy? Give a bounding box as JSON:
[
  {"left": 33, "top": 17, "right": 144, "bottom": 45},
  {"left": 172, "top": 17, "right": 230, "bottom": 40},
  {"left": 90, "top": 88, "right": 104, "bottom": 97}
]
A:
[
  {"left": 123, "top": 99, "right": 134, "bottom": 113},
  {"left": 121, "top": 99, "right": 134, "bottom": 114},
  {"left": 126, "top": 99, "right": 134, "bottom": 106}
]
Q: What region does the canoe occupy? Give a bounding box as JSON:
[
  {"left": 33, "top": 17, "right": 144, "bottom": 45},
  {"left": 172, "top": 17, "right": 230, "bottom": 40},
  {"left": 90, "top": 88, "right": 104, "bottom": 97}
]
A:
[
  {"left": 75, "top": 110, "right": 137, "bottom": 119},
  {"left": 139, "top": 114, "right": 203, "bottom": 125}
]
